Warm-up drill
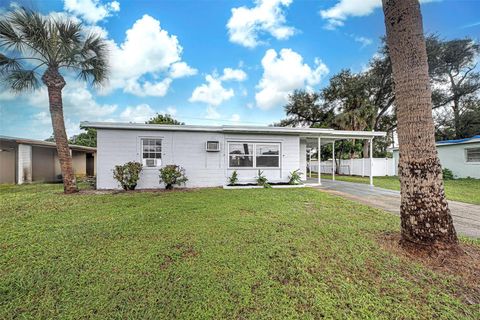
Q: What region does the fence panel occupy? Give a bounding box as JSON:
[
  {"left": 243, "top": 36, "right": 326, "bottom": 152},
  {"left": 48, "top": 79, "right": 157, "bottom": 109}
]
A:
[{"left": 309, "top": 158, "right": 395, "bottom": 176}]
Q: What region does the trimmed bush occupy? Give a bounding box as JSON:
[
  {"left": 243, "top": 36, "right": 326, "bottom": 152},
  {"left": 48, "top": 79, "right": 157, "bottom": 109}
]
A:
[
  {"left": 113, "top": 162, "right": 143, "bottom": 190},
  {"left": 159, "top": 165, "right": 188, "bottom": 190}
]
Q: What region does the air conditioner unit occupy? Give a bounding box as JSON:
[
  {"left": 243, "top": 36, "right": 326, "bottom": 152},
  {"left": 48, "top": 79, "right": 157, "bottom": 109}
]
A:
[
  {"left": 206, "top": 141, "right": 220, "bottom": 152},
  {"left": 144, "top": 159, "right": 157, "bottom": 167}
]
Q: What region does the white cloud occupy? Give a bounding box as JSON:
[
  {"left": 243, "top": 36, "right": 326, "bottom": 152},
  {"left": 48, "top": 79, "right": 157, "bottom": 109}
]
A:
[
  {"left": 205, "top": 106, "right": 221, "bottom": 120},
  {"left": 354, "top": 36, "right": 373, "bottom": 48},
  {"left": 220, "top": 68, "right": 247, "bottom": 82},
  {"left": 169, "top": 62, "right": 198, "bottom": 79},
  {"left": 227, "top": 0, "right": 295, "bottom": 48},
  {"left": 123, "top": 78, "right": 173, "bottom": 97},
  {"left": 118, "top": 104, "right": 156, "bottom": 123},
  {"left": 32, "top": 112, "right": 82, "bottom": 138},
  {"left": 64, "top": 0, "right": 120, "bottom": 24},
  {"left": 230, "top": 114, "right": 241, "bottom": 122},
  {"left": 104, "top": 14, "right": 196, "bottom": 97},
  {"left": 255, "top": 48, "right": 329, "bottom": 110},
  {"left": 26, "top": 79, "right": 117, "bottom": 119},
  {"left": 319, "top": 0, "right": 439, "bottom": 29},
  {"left": 189, "top": 75, "right": 234, "bottom": 106},
  {"left": 33, "top": 111, "right": 51, "bottom": 125},
  {"left": 166, "top": 106, "right": 177, "bottom": 116}
]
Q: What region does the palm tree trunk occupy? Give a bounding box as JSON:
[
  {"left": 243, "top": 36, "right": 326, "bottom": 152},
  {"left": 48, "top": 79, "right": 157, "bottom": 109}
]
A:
[
  {"left": 42, "top": 67, "right": 78, "bottom": 194},
  {"left": 382, "top": 0, "right": 457, "bottom": 246}
]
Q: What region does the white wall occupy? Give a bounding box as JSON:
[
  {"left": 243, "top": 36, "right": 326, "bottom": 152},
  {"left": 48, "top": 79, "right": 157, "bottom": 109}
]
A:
[
  {"left": 97, "top": 129, "right": 301, "bottom": 189},
  {"left": 310, "top": 158, "right": 395, "bottom": 176},
  {"left": 393, "top": 142, "right": 480, "bottom": 178}
]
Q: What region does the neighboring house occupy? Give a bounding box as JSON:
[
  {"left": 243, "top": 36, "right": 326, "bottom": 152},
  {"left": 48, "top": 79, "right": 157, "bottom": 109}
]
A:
[
  {"left": 392, "top": 135, "right": 480, "bottom": 179},
  {"left": 0, "top": 136, "right": 96, "bottom": 184},
  {"left": 82, "top": 122, "right": 385, "bottom": 189}
]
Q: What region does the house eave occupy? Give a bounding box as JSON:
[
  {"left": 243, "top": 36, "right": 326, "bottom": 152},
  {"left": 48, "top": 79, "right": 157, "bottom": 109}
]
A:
[{"left": 80, "top": 121, "right": 387, "bottom": 139}]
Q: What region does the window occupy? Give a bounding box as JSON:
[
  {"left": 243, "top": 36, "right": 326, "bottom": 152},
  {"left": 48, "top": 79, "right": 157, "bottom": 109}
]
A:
[
  {"left": 141, "top": 138, "right": 162, "bottom": 166},
  {"left": 466, "top": 148, "right": 480, "bottom": 163},
  {"left": 256, "top": 144, "right": 279, "bottom": 167},
  {"left": 229, "top": 143, "right": 253, "bottom": 167},
  {"left": 228, "top": 142, "right": 280, "bottom": 168}
]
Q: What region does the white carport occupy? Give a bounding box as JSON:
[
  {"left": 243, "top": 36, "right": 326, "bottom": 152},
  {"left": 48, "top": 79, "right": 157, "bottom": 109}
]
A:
[{"left": 300, "top": 130, "right": 386, "bottom": 187}]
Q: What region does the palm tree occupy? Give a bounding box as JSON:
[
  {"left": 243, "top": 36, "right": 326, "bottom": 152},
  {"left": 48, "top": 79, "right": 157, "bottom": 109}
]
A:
[
  {"left": 382, "top": 0, "right": 457, "bottom": 246},
  {"left": 0, "top": 8, "right": 108, "bottom": 193}
]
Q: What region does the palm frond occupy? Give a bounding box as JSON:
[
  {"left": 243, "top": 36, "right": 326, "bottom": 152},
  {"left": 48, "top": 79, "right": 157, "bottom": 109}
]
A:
[
  {"left": 7, "top": 8, "right": 51, "bottom": 60},
  {"left": 3, "top": 69, "right": 40, "bottom": 92},
  {"left": 53, "top": 19, "right": 83, "bottom": 62},
  {"left": 0, "top": 53, "right": 21, "bottom": 76},
  {"left": 0, "top": 19, "right": 23, "bottom": 51},
  {"left": 76, "top": 55, "right": 109, "bottom": 86},
  {"left": 67, "top": 33, "right": 109, "bottom": 85}
]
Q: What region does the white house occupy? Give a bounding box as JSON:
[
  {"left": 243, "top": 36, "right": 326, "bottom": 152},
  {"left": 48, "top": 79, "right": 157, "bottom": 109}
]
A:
[
  {"left": 81, "top": 122, "right": 386, "bottom": 189},
  {"left": 392, "top": 135, "right": 480, "bottom": 179}
]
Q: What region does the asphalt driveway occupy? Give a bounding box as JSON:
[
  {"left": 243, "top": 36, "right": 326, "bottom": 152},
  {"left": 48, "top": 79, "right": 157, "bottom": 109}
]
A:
[{"left": 314, "top": 179, "right": 480, "bottom": 239}]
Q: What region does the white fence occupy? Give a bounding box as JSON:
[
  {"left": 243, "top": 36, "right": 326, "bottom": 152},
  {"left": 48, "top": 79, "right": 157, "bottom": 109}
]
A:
[{"left": 309, "top": 158, "right": 395, "bottom": 177}]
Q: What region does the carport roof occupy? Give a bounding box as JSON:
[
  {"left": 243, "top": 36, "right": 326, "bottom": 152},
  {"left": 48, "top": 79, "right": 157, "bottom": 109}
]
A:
[{"left": 0, "top": 135, "right": 96, "bottom": 152}]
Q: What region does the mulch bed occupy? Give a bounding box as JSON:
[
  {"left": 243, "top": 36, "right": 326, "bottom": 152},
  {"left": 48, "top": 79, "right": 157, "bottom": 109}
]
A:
[{"left": 378, "top": 231, "right": 480, "bottom": 305}]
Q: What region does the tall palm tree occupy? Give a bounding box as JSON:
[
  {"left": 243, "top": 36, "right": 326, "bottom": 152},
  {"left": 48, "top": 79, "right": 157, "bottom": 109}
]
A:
[
  {"left": 0, "top": 8, "right": 108, "bottom": 193},
  {"left": 382, "top": 0, "right": 457, "bottom": 246}
]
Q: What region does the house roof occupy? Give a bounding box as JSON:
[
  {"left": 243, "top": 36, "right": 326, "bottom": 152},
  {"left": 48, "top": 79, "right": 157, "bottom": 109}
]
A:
[
  {"left": 436, "top": 135, "right": 480, "bottom": 146},
  {"left": 391, "top": 135, "right": 480, "bottom": 151},
  {"left": 80, "top": 121, "right": 386, "bottom": 140},
  {"left": 0, "top": 135, "right": 97, "bottom": 152}
]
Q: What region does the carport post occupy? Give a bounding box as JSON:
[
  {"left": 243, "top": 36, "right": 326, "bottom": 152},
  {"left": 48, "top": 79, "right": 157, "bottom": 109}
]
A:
[
  {"left": 317, "top": 137, "right": 321, "bottom": 185},
  {"left": 369, "top": 138, "right": 374, "bottom": 187},
  {"left": 332, "top": 140, "right": 335, "bottom": 181}
]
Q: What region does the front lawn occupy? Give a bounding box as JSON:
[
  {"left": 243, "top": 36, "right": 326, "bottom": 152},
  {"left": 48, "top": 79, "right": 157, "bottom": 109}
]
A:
[
  {"left": 1, "top": 184, "right": 478, "bottom": 319},
  {"left": 319, "top": 174, "right": 480, "bottom": 205}
]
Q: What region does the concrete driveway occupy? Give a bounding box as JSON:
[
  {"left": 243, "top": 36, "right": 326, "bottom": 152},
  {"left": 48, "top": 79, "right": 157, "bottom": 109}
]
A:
[{"left": 313, "top": 179, "right": 480, "bottom": 239}]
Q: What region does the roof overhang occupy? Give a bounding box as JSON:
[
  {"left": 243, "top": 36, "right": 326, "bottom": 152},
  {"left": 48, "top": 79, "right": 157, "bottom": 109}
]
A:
[
  {"left": 0, "top": 136, "right": 96, "bottom": 152},
  {"left": 80, "top": 121, "right": 386, "bottom": 139}
]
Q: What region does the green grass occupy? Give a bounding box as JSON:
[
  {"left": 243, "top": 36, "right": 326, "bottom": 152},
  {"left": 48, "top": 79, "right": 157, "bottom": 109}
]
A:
[
  {"left": 317, "top": 174, "right": 480, "bottom": 205},
  {"left": 1, "top": 184, "right": 478, "bottom": 319}
]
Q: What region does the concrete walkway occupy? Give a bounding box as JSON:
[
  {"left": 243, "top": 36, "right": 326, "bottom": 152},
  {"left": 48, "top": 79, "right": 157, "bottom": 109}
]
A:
[{"left": 312, "top": 179, "right": 480, "bottom": 239}]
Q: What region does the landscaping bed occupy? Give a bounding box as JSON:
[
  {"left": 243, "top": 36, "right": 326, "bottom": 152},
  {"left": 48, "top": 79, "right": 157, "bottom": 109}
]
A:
[{"left": 223, "top": 182, "right": 305, "bottom": 189}]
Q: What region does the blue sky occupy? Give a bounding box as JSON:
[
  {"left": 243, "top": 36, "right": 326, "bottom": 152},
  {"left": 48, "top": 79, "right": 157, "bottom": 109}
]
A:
[{"left": 0, "top": 0, "right": 479, "bottom": 139}]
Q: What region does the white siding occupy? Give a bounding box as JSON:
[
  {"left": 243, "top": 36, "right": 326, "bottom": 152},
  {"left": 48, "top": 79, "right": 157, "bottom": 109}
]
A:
[
  {"left": 392, "top": 142, "right": 480, "bottom": 179},
  {"left": 17, "top": 144, "right": 32, "bottom": 184},
  {"left": 97, "top": 129, "right": 302, "bottom": 189}
]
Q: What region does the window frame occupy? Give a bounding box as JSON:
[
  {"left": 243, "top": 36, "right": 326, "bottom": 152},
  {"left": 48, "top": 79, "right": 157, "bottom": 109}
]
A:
[
  {"left": 465, "top": 147, "right": 480, "bottom": 163},
  {"left": 227, "top": 141, "right": 281, "bottom": 169},
  {"left": 140, "top": 137, "right": 163, "bottom": 168}
]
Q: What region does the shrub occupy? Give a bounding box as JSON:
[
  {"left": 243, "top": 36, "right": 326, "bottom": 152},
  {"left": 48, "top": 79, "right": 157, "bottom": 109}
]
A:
[
  {"left": 159, "top": 165, "right": 188, "bottom": 189},
  {"left": 256, "top": 170, "right": 271, "bottom": 188},
  {"left": 288, "top": 169, "right": 303, "bottom": 185},
  {"left": 113, "top": 161, "right": 143, "bottom": 190},
  {"left": 228, "top": 170, "right": 238, "bottom": 185},
  {"left": 442, "top": 168, "right": 455, "bottom": 180}
]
